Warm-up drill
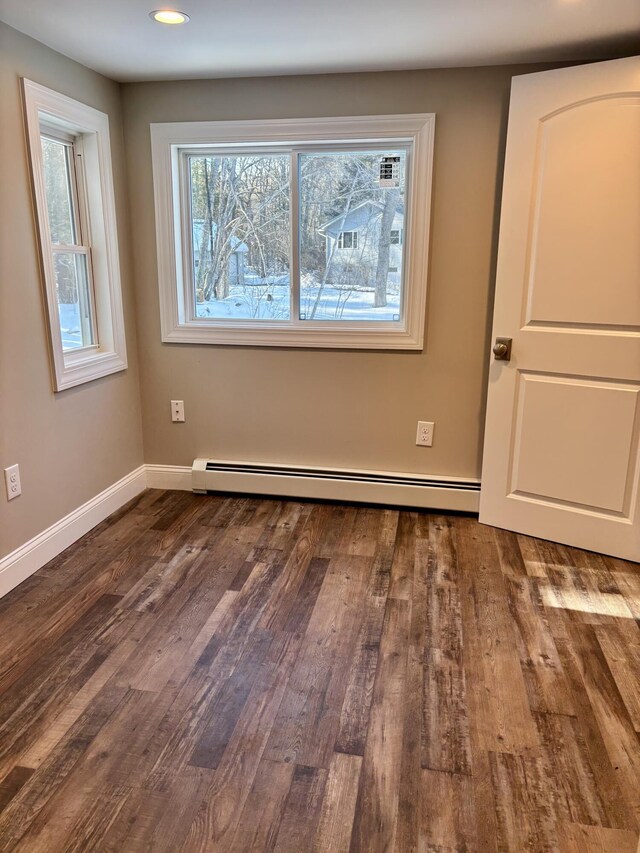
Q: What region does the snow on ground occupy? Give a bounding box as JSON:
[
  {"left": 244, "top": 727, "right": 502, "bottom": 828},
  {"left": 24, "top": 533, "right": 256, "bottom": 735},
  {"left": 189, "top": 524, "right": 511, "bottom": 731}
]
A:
[
  {"left": 195, "top": 281, "right": 401, "bottom": 322},
  {"left": 58, "top": 302, "right": 83, "bottom": 349},
  {"left": 58, "top": 277, "right": 401, "bottom": 354}
]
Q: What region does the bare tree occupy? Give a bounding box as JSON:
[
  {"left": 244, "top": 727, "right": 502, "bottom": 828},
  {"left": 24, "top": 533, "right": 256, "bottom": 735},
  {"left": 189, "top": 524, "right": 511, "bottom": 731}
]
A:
[
  {"left": 374, "top": 188, "right": 400, "bottom": 308},
  {"left": 202, "top": 157, "right": 239, "bottom": 301}
]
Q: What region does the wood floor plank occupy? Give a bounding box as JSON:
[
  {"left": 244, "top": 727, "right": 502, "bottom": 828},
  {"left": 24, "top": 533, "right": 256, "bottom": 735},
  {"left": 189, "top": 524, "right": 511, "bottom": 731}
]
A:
[
  {"left": 263, "top": 555, "right": 369, "bottom": 769},
  {"left": 271, "top": 764, "right": 328, "bottom": 853},
  {"left": 559, "top": 822, "right": 639, "bottom": 852},
  {"left": 489, "top": 750, "right": 566, "bottom": 851},
  {"left": 555, "top": 635, "right": 637, "bottom": 832},
  {"left": 334, "top": 566, "right": 389, "bottom": 756},
  {"left": 388, "top": 512, "right": 419, "bottom": 601},
  {"left": 456, "top": 517, "right": 540, "bottom": 755},
  {"left": 534, "top": 711, "right": 615, "bottom": 828},
  {"left": 349, "top": 597, "right": 410, "bottom": 853},
  {"left": 14, "top": 687, "right": 177, "bottom": 850},
  {"left": 424, "top": 516, "right": 464, "bottom": 662},
  {"left": 181, "top": 630, "right": 301, "bottom": 851},
  {"left": 314, "top": 752, "right": 362, "bottom": 853},
  {"left": 0, "top": 766, "right": 34, "bottom": 815},
  {"left": 422, "top": 647, "right": 472, "bottom": 775},
  {"left": 594, "top": 624, "right": 640, "bottom": 733},
  {"left": 0, "top": 593, "right": 126, "bottom": 779},
  {"left": 139, "top": 767, "right": 215, "bottom": 853},
  {"left": 504, "top": 572, "right": 575, "bottom": 716},
  {"left": 604, "top": 556, "right": 640, "bottom": 621},
  {"left": 418, "top": 768, "right": 478, "bottom": 851},
  {"left": 18, "top": 637, "right": 139, "bottom": 771},
  {"left": 0, "top": 680, "right": 130, "bottom": 849},
  {"left": 259, "top": 504, "right": 331, "bottom": 631},
  {"left": 0, "top": 490, "right": 638, "bottom": 852},
  {"left": 395, "top": 535, "right": 428, "bottom": 853},
  {"left": 188, "top": 627, "right": 273, "bottom": 769},
  {"left": 227, "top": 757, "right": 295, "bottom": 852},
  {"left": 560, "top": 622, "right": 640, "bottom": 825}
]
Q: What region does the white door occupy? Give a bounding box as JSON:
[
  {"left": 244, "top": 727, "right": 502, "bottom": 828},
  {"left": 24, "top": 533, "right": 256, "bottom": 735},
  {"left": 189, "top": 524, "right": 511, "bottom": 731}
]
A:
[{"left": 480, "top": 56, "right": 640, "bottom": 563}]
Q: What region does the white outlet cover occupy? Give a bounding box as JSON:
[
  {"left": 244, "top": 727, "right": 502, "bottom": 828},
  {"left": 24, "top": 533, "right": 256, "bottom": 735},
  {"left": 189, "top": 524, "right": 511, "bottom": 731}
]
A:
[
  {"left": 4, "top": 464, "right": 22, "bottom": 500},
  {"left": 416, "top": 421, "right": 434, "bottom": 447}
]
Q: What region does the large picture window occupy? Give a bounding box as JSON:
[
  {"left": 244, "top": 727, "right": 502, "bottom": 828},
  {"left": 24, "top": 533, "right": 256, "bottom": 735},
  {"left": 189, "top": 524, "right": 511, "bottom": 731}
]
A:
[{"left": 152, "top": 115, "right": 435, "bottom": 348}]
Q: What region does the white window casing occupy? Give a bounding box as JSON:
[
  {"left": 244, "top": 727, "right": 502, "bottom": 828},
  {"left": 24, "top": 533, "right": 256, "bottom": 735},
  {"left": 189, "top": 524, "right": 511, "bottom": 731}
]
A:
[
  {"left": 151, "top": 114, "right": 435, "bottom": 350},
  {"left": 23, "top": 79, "right": 127, "bottom": 391},
  {"left": 338, "top": 231, "right": 358, "bottom": 250}
]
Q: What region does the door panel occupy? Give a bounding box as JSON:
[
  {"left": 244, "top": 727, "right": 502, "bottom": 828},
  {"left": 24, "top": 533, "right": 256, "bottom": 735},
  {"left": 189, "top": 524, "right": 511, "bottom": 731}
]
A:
[
  {"left": 510, "top": 374, "right": 639, "bottom": 514},
  {"left": 480, "top": 57, "right": 640, "bottom": 561},
  {"left": 526, "top": 97, "right": 640, "bottom": 329}
]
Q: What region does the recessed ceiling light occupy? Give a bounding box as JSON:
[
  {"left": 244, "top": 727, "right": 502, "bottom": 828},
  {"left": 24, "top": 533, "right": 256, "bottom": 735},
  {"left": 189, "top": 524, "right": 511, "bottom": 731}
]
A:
[{"left": 150, "top": 9, "right": 190, "bottom": 24}]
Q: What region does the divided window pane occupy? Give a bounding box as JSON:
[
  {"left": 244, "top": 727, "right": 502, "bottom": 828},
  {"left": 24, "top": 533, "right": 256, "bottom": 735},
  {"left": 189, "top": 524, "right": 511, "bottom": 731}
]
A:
[
  {"left": 53, "top": 251, "right": 95, "bottom": 349},
  {"left": 188, "top": 153, "right": 291, "bottom": 321},
  {"left": 41, "top": 135, "right": 78, "bottom": 246},
  {"left": 40, "top": 130, "right": 96, "bottom": 351},
  {"left": 299, "top": 149, "right": 406, "bottom": 322}
]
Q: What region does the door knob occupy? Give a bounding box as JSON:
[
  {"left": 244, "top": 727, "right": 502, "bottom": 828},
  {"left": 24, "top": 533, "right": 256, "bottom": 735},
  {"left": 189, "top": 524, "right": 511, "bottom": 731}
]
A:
[{"left": 492, "top": 337, "right": 512, "bottom": 361}]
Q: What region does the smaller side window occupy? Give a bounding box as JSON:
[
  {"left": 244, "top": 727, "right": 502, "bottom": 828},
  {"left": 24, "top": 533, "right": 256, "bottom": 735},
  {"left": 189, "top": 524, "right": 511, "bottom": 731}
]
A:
[
  {"left": 390, "top": 229, "right": 402, "bottom": 245},
  {"left": 41, "top": 129, "right": 97, "bottom": 352},
  {"left": 23, "top": 80, "right": 127, "bottom": 391}
]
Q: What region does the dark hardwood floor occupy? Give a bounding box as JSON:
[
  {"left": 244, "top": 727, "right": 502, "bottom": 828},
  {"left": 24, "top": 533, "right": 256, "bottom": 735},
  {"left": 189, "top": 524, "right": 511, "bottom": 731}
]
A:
[{"left": 0, "top": 489, "right": 638, "bottom": 852}]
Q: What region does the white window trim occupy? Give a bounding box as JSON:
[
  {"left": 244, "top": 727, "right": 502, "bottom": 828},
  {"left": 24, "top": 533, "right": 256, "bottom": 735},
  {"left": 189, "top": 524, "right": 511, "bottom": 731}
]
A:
[
  {"left": 23, "top": 79, "right": 127, "bottom": 391},
  {"left": 337, "top": 230, "right": 359, "bottom": 250},
  {"left": 151, "top": 114, "right": 435, "bottom": 350}
]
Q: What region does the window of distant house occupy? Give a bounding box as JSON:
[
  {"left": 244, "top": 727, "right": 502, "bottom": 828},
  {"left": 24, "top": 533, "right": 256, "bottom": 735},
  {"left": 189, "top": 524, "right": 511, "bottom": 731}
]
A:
[
  {"left": 151, "top": 114, "right": 435, "bottom": 348},
  {"left": 23, "top": 80, "right": 127, "bottom": 390},
  {"left": 337, "top": 230, "right": 358, "bottom": 250}
]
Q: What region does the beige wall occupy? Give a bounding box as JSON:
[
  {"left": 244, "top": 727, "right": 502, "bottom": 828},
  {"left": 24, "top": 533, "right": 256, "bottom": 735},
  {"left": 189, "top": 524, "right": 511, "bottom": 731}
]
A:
[
  {"left": 0, "top": 23, "right": 143, "bottom": 558},
  {"left": 0, "top": 32, "right": 565, "bottom": 561},
  {"left": 122, "top": 66, "right": 534, "bottom": 479}
]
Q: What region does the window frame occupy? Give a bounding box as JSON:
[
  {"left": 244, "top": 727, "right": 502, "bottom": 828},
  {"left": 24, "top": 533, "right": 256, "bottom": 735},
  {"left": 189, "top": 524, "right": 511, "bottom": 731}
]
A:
[
  {"left": 151, "top": 114, "right": 435, "bottom": 350},
  {"left": 23, "top": 79, "right": 127, "bottom": 391},
  {"left": 337, "top": 230, "right": 359, "bottom": 250},
  {"left": 40, "top": 125, "right": 98, "bottom": 352}
]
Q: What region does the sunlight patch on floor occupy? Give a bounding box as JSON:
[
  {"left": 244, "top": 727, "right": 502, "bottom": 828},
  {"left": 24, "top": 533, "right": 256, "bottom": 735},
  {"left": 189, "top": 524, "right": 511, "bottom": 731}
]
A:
[{"left": 539, "top": 585, "right": 635, "bottom": 618}]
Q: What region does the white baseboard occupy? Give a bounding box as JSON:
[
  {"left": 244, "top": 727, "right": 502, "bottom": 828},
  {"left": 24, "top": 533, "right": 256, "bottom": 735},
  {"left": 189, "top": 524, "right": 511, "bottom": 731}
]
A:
[
  {"left": 0, "top": 465, "right": 147, "bottom": 599},
  {"left": 145, "top": 464, "right": 193, "bottom": 491}
]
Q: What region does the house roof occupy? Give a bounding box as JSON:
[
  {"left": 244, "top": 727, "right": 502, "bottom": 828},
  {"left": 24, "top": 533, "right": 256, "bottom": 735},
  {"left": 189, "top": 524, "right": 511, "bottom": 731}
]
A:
[
  {"left": 192, "top": 220, "right": 248, "bottom": 254},
  {"left": 319, "top": 200, "right": 404, "bottom": 235}
]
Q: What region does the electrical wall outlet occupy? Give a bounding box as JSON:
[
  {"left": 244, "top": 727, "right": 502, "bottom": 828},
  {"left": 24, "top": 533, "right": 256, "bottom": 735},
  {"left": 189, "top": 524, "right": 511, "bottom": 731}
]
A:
[
  {"left": 4, "top": 464, "right": 21, "bottom": 500},
  {"left": 416, "top": 421, "right": 434, "bottom": 447},
  {"left": 171, "top": 400, "right": 185, "bottom": 422}
]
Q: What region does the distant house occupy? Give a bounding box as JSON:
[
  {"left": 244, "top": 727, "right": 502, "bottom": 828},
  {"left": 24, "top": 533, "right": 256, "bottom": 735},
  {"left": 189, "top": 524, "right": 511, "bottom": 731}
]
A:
[
  {"left": 319, "top": 201, "right": 404, "bottom": 288},
  {"left": 192, "top": 220, "right": 248, "bottom": 289}
]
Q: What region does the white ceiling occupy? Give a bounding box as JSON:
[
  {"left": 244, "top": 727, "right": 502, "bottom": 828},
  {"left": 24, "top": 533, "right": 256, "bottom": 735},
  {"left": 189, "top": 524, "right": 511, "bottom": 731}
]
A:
[{"left": 1, "top": 0, "right": 638, "bottom": 82}]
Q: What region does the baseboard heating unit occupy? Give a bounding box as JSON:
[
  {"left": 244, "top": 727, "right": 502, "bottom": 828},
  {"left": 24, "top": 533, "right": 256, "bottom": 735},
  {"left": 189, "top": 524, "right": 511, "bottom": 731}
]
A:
[{"left": 192, "top": 459, "right": 480, "bottom": 513}]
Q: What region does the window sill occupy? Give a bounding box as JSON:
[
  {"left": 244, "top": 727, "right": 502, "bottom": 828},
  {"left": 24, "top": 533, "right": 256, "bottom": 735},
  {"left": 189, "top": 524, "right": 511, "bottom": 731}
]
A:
[
  {"left": 161, "top": 319, "right": 423, "bottom": 349},
  {"left": 56, "top": 349, "right": 128, "bottom": 390}
]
